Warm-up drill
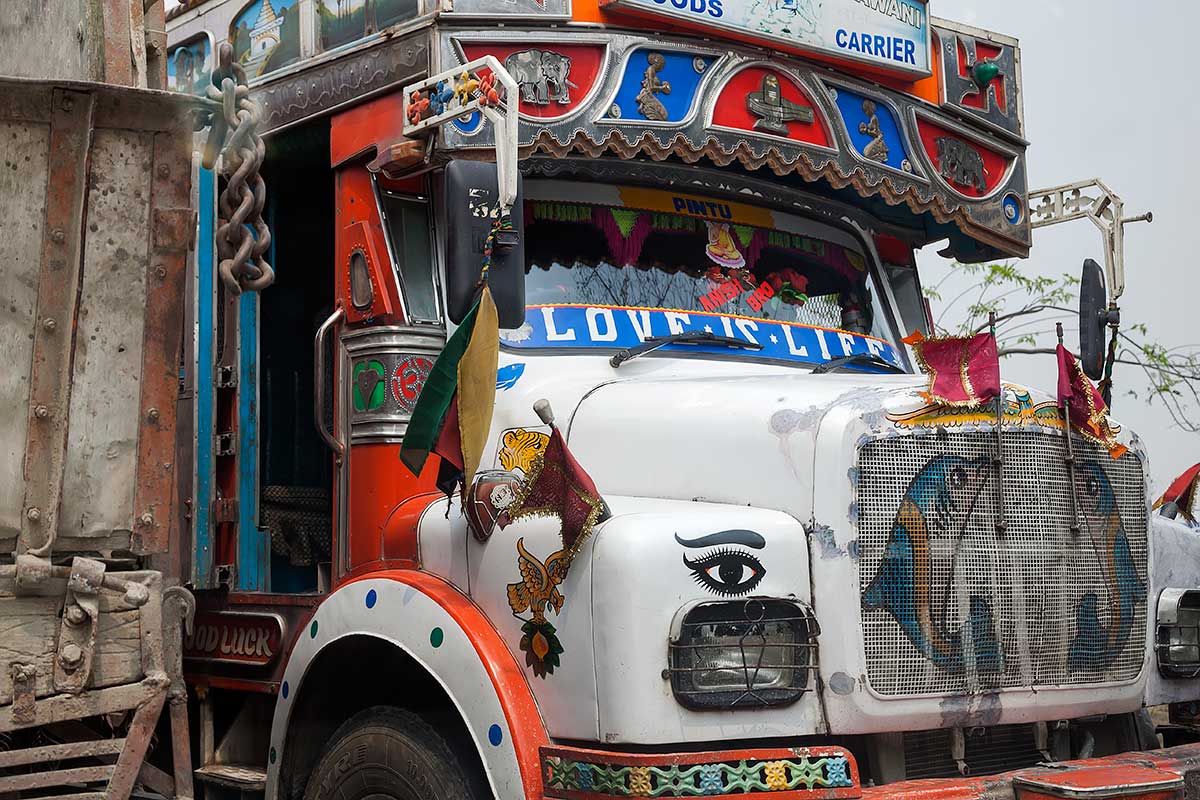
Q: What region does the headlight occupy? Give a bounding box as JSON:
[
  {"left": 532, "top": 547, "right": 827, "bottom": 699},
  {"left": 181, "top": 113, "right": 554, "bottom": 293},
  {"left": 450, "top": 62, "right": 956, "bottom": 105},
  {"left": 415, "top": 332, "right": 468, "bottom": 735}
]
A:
[
  {"left": 667, "top": 598, "right": 819, "bottom": 709},
  {"left": 1156, "top": 588, "right": 1200, "bottom": 678}
]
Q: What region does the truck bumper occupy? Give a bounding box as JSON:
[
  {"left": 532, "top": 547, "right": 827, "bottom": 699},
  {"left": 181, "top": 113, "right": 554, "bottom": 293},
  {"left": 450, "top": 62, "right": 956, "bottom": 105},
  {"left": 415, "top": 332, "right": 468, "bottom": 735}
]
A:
[{"left": 538, "top": 742, "right": 1200, "bottom": 799}]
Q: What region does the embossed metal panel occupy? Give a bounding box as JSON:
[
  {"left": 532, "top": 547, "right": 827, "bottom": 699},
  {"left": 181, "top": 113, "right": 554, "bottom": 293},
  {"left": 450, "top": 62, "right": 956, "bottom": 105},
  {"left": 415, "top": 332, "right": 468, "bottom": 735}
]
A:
[
  {"left": 342, "top": 325, "right": 445, "bottom": 443},
  {"left": 857, "top": 429, "right": 1148, "bottom": 696},
  {"left": 0, "top": 80, "right": 201, "bottom": 558}
]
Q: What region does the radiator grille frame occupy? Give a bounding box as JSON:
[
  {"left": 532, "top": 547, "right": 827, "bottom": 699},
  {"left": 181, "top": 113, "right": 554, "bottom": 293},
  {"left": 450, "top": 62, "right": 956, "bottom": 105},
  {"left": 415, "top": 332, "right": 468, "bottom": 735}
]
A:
[{"left": 856, "top": 427, "right": 1149, "bottom": 698}]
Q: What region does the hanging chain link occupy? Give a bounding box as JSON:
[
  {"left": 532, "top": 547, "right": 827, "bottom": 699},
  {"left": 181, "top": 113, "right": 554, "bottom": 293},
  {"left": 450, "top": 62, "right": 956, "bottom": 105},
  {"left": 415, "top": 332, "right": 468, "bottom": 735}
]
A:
[{"left": 200, "top": 42, "right": 274, "bottom": 295}]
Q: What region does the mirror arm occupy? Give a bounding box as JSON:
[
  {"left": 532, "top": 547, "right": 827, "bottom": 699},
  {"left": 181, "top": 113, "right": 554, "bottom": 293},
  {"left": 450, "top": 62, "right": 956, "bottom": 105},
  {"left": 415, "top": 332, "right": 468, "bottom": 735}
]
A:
[{"left": 1028, "top": 179, "right": 1151, "bottom": 302}]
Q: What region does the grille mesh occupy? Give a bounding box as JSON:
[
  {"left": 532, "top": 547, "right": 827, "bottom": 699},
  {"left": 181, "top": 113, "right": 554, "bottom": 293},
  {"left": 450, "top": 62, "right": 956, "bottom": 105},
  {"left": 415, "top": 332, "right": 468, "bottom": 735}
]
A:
[{"left": 857, "top": 429, "right": 1147, "bottom": 696}]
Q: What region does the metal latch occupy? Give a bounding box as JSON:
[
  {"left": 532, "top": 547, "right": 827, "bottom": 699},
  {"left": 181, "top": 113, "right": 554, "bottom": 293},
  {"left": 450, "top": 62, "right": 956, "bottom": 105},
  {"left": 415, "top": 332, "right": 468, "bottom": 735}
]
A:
[
  {"left": 54, "top": 557, "right": 105, "bottom": 694},
  {"left": 11, "top": 663, "right": 36, "bottom": 725}
]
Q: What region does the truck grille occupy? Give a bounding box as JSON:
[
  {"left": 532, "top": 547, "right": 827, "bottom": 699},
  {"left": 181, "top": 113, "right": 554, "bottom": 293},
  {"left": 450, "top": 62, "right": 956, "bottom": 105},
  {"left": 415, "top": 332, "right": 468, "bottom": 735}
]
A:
[
  {"left": 857, "top": 429, "right": 1148, "bottom": 697},
  {"left": 904, "top": 725, "right": 1043, "bottom": 779}
]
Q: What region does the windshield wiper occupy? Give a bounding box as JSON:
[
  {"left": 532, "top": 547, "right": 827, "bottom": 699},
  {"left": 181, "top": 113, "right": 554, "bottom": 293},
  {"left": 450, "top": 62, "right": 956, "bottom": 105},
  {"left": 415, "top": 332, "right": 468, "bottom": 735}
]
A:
[
  {"left": 811, "top": 352, "right": 906, "bottom": 375},
  {"left": 610, "top": 331, "right": 763, "bottom": 368}
]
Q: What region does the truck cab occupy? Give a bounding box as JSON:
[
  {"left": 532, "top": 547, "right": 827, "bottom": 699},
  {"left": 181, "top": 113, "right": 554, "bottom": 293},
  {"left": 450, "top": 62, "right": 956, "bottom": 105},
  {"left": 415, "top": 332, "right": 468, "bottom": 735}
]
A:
[{"left": 163, "top": 2, "right": 1200, "bottom": 798}]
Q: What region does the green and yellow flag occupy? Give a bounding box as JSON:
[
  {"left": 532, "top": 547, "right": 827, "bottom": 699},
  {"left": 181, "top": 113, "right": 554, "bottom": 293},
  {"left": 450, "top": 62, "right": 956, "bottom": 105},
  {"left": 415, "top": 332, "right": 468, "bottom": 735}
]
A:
[{"left": 400, "top": 286, "right": 500, "bottom": 489}]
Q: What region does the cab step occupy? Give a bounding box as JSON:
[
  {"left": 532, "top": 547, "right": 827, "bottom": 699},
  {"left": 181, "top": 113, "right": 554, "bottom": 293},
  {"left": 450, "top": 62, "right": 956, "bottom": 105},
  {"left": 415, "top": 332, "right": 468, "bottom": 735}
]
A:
[{"left": 194, "top": 764, "right": 267, "bottom": 791}]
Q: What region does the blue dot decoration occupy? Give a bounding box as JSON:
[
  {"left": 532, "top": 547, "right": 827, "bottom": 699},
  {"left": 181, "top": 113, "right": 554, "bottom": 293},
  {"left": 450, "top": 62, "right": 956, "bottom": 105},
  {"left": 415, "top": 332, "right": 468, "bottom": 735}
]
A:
[
  {"left": 430, "top": 627, "right": 444, "bottom": 648},
  {"left": 309, "top": 620, "right": 318, "bottom": 639},
  {"left": 281, "top": 681, "right": 289, "bottom": 699},
  {"left": 366, "top": 589, "right": 377, "bottom": 609},
  {"left": 488, "top": 724, "right": 503, "bottom": 747},
  {"left": 1002, "top": 194, "right": 1022, "bottom": 225},
  {"left": 452, "top": 110, "right": 484, "bottom": 135}
]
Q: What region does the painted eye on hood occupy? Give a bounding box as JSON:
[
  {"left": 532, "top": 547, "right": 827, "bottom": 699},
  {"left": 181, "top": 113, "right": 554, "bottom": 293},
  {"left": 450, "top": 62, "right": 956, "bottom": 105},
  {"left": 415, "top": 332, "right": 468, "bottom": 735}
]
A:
[{"left": 683, "top": 548, "right": 766, "bottom": 597}]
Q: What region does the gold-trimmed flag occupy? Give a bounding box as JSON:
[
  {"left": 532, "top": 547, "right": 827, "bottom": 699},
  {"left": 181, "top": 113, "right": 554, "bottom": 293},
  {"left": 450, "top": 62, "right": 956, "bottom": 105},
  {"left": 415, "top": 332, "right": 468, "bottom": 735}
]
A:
[
  {"left": 1056, "top": 343, "right": 1128, "bottom": 459},
  {"left": 902, "top": 330, "right": 1001, "bottom": 408},
  {"left": 505, "top": 427, "right": 606, "bottom": 564}
]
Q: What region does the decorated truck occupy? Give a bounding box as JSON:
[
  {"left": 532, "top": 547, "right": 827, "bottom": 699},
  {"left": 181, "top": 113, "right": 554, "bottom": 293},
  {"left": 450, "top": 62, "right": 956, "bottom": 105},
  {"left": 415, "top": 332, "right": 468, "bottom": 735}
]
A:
[{"left": 160, "top": 0, "right": 1200, "bottom": 799}]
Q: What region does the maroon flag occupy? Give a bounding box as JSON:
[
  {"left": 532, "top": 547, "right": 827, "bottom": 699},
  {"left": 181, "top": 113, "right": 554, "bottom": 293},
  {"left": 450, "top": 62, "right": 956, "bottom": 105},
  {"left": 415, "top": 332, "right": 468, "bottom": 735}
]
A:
[
  {"left": 505, "top": 428, "right": 606, "bottom": 562},
  {"left": 1057, "top": 344, "right": 1127, "bottom": 459},
  {"left": 903, "top": 330, "right": 1001, "bottom": 407}
]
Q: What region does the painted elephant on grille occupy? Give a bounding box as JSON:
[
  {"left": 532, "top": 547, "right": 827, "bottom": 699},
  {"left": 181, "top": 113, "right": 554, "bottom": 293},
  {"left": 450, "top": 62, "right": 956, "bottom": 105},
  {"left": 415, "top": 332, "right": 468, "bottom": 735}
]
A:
[
  {"left": 935, "top": 136, "right": 988, "bottom": 193},
  {"left": 504, "top": 49, "right": 576, "bottom": 106}
]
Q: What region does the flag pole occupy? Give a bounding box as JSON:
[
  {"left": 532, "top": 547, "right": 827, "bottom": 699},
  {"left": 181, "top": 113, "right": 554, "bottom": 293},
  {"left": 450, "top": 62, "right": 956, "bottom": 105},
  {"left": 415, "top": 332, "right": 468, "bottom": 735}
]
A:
[
  {"left": 1057, "top": 323, "right": 1081, "bottom": 536},
  {"left": 534, "top": 400, "right": 612, "bottom": 523},
  {"left": 990, "top": 312, "right": 1007, "bottom": 536}
]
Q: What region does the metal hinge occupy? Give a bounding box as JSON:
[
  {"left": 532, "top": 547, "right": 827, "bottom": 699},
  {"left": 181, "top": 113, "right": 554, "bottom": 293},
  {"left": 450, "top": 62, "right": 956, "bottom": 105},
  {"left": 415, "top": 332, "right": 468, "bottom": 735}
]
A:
[
  {"left": 215, "top": 432, "right": 236, "bottom": 457},
  {"left": 213, "top": 498, "right": 238, "bottom": 524},
  {"left": 215, "top": 365, "right": 237, "bottom": 389}
]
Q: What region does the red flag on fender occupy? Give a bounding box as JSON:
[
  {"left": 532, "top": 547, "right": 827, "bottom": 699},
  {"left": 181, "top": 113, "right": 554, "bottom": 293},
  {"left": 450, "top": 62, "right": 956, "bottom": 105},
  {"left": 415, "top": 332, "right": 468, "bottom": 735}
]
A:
[
  {"left": 505, "top": 428, "right": 606, "bottom": 564},
  {"left": 902, "top": 330, "right": 1001, "bottom": 407},
  {"left": 1154, "top": 464, "right": 1200, "bottom": 521},
  {"left": 1056, "top": 343, "right": 1128, "bottom": 459}
]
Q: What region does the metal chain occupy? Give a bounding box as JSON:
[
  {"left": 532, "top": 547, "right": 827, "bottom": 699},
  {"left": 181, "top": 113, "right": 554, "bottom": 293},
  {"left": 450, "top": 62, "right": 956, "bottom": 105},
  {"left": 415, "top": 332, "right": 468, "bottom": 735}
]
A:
[{"left": 201, "top": 42, "right": 274, "bottom": 295}]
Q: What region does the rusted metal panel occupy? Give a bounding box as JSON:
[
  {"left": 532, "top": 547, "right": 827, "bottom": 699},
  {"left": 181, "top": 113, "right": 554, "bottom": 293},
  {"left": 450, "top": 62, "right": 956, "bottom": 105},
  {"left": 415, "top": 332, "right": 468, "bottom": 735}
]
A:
[
  {"left": 0, "top": 764, "right": 115, "bottom": 792},
  {"left": 101, "top": 0, "right": 135, "bottom": 87},
  {"left": 0, "top": 120, "right": 50, "bottom": 544},
  {"left": 107, "top": 690, "right": 167, "bottom": 799},
  {"left": 131, "top": 132, "right": 194, "bottom": 556},
  {"left": 0, "top": 737, "right": 124, "bottom": 768},
  {"left": 58, "top": 127, "right": 153, "bottom": 548},
  {"left": 17, "top": 87, "right": 95, "bottom": 559},
  {"left": 0, "top": 593, "right": 144, "bottom": 705}
]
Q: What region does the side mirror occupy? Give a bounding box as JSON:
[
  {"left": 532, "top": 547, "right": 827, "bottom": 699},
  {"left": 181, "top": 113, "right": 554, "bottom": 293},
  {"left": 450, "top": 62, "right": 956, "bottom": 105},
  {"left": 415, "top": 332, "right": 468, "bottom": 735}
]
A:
[
  {"left": 443, "top": 160, "right": 525, "bottom": 329},
  {"left": 1078, "top": 258, "right": 1108, "bottom": 381}
]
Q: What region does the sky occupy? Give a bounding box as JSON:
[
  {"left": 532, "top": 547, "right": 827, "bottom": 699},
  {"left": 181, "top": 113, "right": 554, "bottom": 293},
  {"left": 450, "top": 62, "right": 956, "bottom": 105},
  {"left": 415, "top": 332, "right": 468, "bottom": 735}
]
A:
[{"left": 917, "top": 1, "right": 1199, "bottom": 492}]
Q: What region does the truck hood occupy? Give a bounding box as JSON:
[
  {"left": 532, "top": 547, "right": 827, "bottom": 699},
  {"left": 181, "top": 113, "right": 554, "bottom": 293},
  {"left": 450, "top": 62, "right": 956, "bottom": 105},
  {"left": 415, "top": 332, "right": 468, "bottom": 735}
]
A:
[{"left": 565, "top": 371, "right": 927, "bottom": 523}]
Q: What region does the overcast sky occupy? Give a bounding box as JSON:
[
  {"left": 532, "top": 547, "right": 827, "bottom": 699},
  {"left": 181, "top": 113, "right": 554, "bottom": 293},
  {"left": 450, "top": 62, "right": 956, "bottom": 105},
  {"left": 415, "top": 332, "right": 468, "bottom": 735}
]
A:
[{"left": 917, "top": 1, "right": 1198, "bottom": 492}]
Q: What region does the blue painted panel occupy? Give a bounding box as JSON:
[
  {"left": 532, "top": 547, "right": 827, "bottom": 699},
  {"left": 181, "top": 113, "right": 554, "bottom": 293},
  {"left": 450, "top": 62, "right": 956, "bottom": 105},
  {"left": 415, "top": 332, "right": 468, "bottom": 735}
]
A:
[
  {"left": 834, "top": 88, "right": 909, "bottom": 172},
  {"left": 237, "top": 268, "right": 266, "bottom": 591},
  {"left": 194, "top": 168, "right": 216, "bottom": 588},
  {"left": 607, "top": 50, "right": 714, "bottom": 123},
  {"left": 506, "top": 305, "right": 904, "bottom": 370}
]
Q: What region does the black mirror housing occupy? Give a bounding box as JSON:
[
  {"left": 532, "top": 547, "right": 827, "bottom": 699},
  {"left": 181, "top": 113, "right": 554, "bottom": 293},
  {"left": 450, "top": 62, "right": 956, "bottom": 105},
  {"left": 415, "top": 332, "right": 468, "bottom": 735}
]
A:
[
  {"left": 1078, "top": 258, "right": 1108, "bottom": 381},
  {"left": 442, "top": 160, "right": 526, "bottom": 329}
]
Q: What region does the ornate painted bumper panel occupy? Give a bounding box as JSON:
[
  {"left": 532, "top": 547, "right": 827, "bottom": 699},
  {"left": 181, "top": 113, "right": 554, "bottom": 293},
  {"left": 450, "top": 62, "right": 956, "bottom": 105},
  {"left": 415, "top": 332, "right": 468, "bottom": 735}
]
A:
[
  {"left": 443, "top": 28, "right": 1031, "bottom": 261},
  {"left": 541, "top": 745, "right": 860, "bottom": 799}
]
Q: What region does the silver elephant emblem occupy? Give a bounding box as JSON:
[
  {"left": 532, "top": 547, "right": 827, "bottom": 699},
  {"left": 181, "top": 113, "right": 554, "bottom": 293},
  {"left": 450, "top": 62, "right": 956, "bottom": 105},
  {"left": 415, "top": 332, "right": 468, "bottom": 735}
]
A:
[
  {"left": 935, "top": 136, "right": 988, "bottom": 193},
  {"left": 504, "top": 49, "right": 577, "bottom": 106}
]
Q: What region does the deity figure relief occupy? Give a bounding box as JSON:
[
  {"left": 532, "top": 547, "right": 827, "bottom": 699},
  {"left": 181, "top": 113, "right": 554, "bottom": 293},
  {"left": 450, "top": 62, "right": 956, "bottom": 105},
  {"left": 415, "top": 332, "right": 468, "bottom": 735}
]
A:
[
  {"left": 635, "top": 52, "right": 671, "bottom": 121},
  {"left": 859, "top": 99, "right": 889, "bottom": 163}
]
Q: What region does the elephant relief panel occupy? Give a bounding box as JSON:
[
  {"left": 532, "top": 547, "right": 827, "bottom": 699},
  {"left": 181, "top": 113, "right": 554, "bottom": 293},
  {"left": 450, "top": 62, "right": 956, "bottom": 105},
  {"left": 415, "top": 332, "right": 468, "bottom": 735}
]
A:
[
  {"left": 459, "top": 43, "right": 607, "bottom": 120},
  {"left": 915, "top": 116, "right": 1013, "bottom": 198}
]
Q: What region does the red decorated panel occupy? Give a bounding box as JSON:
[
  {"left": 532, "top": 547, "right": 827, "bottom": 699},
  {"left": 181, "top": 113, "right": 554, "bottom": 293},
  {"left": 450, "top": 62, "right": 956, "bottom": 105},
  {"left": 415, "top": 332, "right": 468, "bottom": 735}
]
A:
[
  {"left": 916, "top": 117, "right": 1012, "bottom": 198},
  {"left": 955, "top": 38, "right": 1007, "bottom": 114},
  {"left": 459, "top": 44, "right": 605, "bottom": 120},
  {"left": 711, "top": 67, "right": 830, "bottom": 148}
]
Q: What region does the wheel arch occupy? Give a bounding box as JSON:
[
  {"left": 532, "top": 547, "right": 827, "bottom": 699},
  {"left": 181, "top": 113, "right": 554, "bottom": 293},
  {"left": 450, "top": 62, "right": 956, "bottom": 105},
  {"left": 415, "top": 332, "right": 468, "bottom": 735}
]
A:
[{"left": 266, "top": 571, "right": 548, "bottom": 800}]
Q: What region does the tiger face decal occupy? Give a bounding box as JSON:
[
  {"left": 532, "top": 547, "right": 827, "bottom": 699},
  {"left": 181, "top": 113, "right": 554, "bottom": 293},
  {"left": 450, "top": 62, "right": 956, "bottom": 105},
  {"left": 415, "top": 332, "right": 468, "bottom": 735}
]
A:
[{"left": 498, "top": 428, "right": 551, "bottom": 477}]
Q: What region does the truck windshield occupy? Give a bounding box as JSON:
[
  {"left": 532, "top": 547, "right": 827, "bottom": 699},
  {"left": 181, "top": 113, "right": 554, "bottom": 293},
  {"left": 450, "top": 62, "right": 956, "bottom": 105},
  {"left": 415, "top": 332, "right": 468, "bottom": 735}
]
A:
[{"left": 513, "top": 183, "right": 904, "bottom": 370}]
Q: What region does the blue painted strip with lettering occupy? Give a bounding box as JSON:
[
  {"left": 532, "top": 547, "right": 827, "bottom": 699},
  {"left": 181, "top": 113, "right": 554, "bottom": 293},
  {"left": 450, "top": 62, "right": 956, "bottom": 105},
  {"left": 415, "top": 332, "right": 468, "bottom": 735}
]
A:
[{"left": 503, "top": 305, "right": 903, "bottom": 369}]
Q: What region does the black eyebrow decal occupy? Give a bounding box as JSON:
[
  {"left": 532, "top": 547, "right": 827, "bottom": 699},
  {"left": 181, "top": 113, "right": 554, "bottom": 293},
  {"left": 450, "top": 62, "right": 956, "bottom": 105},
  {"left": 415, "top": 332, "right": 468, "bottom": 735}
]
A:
[{"left": 674, "top": 530, "right": 766, "bottom": 550}]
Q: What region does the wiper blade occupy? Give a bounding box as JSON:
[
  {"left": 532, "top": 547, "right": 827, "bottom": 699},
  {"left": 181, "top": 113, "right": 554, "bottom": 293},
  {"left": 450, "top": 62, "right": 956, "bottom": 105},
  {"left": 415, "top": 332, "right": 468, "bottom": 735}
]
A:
[
  {"left": 610, "top": 330, "right": 763, "bottom": 368},
  {"left": 811, "top": 352, "right": 906, "bottom": 375}
]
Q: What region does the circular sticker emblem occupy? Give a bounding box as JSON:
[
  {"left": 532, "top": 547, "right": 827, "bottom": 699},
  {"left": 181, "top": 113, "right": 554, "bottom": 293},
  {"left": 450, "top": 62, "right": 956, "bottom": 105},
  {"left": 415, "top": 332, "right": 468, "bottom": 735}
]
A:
[{"left": 391, "top": 356, "right": 433, "bottom": 414}]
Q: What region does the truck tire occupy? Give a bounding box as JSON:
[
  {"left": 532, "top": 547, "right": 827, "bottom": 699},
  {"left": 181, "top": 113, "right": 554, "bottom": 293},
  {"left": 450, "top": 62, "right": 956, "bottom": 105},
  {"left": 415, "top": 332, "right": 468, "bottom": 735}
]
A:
[{"left": 303, "top": 706, "right": 480, "bottom": 800}]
